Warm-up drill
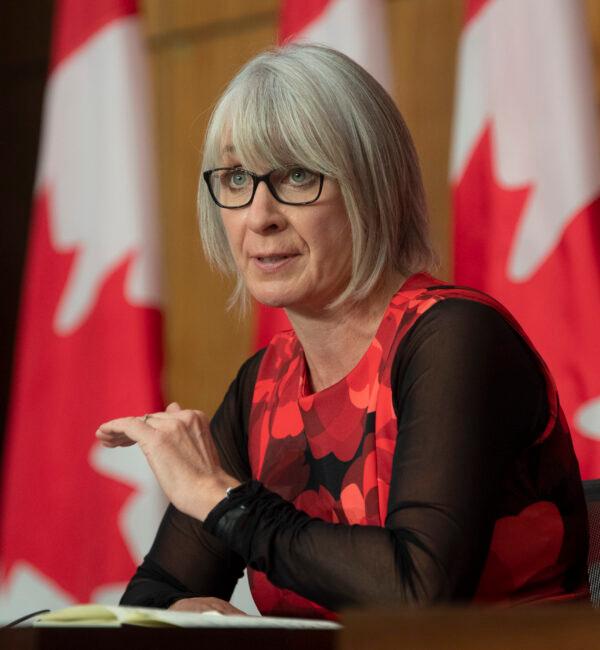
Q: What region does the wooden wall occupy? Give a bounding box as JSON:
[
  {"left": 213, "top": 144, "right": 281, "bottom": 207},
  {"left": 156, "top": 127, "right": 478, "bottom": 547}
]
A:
[
  {"left": 141, "top": 0, "right": 600, "bottom": 417},
  {"left": 143, "top": 0, "right": 279, "bottom": 415}
]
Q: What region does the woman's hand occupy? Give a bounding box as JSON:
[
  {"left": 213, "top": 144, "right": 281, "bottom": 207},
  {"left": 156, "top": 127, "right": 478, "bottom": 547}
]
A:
[
  {"left": 169, "top": 597, "right": 247, "bottom": 616},
  {"left": 96, "top": 402, "right": 240, "bottom": 521}
]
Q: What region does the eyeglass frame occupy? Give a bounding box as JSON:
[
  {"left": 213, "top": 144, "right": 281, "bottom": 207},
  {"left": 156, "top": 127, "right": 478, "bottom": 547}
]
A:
[{"left": 202, "top": 167, "right": 325, "bottom": 209}]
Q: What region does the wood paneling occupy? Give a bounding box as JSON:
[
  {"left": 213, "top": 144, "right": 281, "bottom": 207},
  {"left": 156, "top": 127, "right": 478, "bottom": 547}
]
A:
[
  {"left": 586, "top": 0, "right": 600, "bottom": 115},
  {"left": 143, "top": 0, "right": 278, "bottom": 40},
  {"left": 389, "top": 0, "right": 463, "bottom": 280},
  {"left": 145, "top": 5, "right": 277, "bottom": 413}
]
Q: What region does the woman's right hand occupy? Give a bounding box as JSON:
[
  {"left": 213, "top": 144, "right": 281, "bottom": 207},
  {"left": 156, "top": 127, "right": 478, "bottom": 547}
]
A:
[{"left": 169, "top": 597, "right": 247, "bottom": 615}]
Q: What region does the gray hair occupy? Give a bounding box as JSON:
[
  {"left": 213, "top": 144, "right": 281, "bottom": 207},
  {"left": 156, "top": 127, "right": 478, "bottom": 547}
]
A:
[{"left": 198, "top": 43, "right": 436, "bottom": 311}]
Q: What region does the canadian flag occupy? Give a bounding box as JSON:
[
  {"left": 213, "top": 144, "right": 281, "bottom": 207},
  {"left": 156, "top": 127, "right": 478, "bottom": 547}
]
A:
[
  {"left": 451, "top": 0, "right": 600, "bottom": 477},
  {"left": 253, "top": 0, "right": 393, "bottom": 349},
  {"left": 0, "top": 0, "right": 164, "bottom": 619}
]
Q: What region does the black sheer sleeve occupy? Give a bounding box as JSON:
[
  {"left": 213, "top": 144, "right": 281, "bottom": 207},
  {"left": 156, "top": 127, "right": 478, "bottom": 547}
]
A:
[
  {"left": 203, "top": 299, "right": 548, "bottom": 609},
  {"left": 119, "top": 349, "right": 265, "bottom": 608}
]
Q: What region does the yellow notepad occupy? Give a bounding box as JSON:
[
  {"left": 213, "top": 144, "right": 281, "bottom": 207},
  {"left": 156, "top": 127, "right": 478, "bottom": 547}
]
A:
[{"left": 34, "top": 604, "right": 340, "bottom": 629}]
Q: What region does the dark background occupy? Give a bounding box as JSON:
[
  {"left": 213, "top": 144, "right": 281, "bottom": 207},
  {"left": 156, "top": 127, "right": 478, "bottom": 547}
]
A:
[{"left": 0, "top": 1, "right": 53, "bottom": 462}]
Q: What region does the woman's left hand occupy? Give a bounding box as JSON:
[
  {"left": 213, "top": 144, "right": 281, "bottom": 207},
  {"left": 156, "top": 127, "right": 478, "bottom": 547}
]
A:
[{"left": 96, "top": 402, "right": 240, "bottom": 521}]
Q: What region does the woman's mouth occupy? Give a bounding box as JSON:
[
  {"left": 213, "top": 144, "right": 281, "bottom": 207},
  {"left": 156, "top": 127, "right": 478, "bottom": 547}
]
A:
[{"left": 253, "top": 254, "right": 299, "bottom": 271}]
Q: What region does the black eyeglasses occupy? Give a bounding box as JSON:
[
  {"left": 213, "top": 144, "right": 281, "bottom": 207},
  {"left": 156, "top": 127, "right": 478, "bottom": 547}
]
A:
[{"left": 203, "top": 166, "right": 325, "bottom": 209}]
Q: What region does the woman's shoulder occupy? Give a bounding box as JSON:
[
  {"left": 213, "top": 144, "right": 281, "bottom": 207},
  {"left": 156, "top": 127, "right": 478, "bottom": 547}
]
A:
[
  {"left": 413, "top": 292, "right": 522, "bottom": 333},
  {"left": 398, "top": 294, "right": 542, "bottom": 367}
]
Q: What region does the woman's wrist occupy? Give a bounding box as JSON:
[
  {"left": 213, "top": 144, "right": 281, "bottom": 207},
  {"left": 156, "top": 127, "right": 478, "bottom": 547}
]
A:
[
  {"left": 196, "top": 474, "right": 241, "bottom": 521},
  {"left": 203, "top": 480, "right": 266, "bottom": 555}
]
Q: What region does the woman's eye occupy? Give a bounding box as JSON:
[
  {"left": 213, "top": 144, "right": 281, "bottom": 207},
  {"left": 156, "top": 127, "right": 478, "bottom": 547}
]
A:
[
  {"left": 286, "top": 168, "right": 314, "bottom": 185},
  {"left": 226, "top": 171, "right": 249, "bottom": 188}
]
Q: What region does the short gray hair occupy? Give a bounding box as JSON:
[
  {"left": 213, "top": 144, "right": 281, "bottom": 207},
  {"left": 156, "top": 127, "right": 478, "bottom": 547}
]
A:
[{"left": 198, "top": 43, "right": 436, "bottom": 311}]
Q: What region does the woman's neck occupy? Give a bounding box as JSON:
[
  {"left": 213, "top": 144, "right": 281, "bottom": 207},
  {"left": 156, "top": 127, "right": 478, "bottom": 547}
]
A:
[{"left": 286, "top": 273, "right": 406, "bottom": 393}]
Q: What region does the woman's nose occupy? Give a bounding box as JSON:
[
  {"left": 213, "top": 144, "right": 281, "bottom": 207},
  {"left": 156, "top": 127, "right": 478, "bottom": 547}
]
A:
[{"left": 245, "top": 180, "right": 286, "bottom": 233}]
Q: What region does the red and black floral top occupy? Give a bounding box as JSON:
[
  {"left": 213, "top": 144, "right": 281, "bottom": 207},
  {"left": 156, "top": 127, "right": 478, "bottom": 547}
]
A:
[{"left": 122, "top": 273, "right": 589, "bottom": 615}]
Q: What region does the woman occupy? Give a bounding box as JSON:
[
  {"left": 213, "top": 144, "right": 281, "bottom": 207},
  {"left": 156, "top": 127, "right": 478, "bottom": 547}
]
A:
[{"left": 97, "top": 44, "right": 589, "bottom": 618}]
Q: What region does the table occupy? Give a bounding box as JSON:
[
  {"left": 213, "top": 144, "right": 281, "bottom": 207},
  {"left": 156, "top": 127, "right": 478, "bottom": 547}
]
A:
[
  {"left": 340, "top": 604, "right": 600, "bottom": 650},
  {"left": 0, "top": 625, "right": 336, "bottom": 650},
  {"left": 4, "top": 605, "right": 599, "bottom": 650}
]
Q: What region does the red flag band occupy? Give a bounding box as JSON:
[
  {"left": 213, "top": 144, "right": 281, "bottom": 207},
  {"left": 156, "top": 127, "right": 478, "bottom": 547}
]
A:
[
  {"left": 0, "top": 0, "right": 164, "bottom": 616},
  {"left": 451, "top": 0, "right": 600, "bottom": 477}
]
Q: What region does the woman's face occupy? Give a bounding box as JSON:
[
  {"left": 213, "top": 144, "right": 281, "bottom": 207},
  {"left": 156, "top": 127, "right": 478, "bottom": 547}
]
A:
[{"left": 218, "top": 151, "right": 353, "bottom": 315}]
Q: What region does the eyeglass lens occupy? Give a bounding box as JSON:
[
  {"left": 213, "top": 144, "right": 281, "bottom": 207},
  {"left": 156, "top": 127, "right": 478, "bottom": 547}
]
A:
[{"left": 209, "top": 168, "right": 321, "bottom": 207}]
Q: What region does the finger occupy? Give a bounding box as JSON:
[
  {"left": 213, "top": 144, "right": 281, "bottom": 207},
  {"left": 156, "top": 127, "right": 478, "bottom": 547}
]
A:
[
  {"left": 145, "top": 409, "right": 210, "bottom": 433},
  {"left": 209, "top": 602, "right": 246, "bottom": 616},
  {"left": 166, "top": 402, "right": 182, "bottom": 413},
  {"left": 138, "top": 412, "right": 174, "bottom": 421},
  {"left": 169, "top": 598, "right": 243, "bottom": 615},
  {"left": 222, "top": 604, "right": 247, "bottom": 616},
  {"left": 95, "top": 428, "right": 137, "bottom": 447},
  {"left": 96, "top": 431, "right": 134, "bottom": 447},
  {"left": 135, "top": 409, "right": 190, "bottom": 422},
  {"left": 103, "top": 414, "right": 183, "bottom": 441},
  {"left": 138, "top": 409, "right": 209, "bottom": 430},
  {"left": 136, "top": 411, "right": 169, "bottom": 424},
  {"left": 197, "top": 599, "right": 246, "bottom": 616},
  {"left": 98, "top": 416, "right": 153, "bottom": 443}
]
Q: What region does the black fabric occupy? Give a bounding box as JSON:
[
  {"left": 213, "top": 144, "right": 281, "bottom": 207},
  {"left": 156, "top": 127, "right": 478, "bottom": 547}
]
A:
[
  {"left": 120, "top": 350, "right": 264, "bottom": 607},
  {"left": 120, "top": 299, "right": 548, "bottom": 609}
]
